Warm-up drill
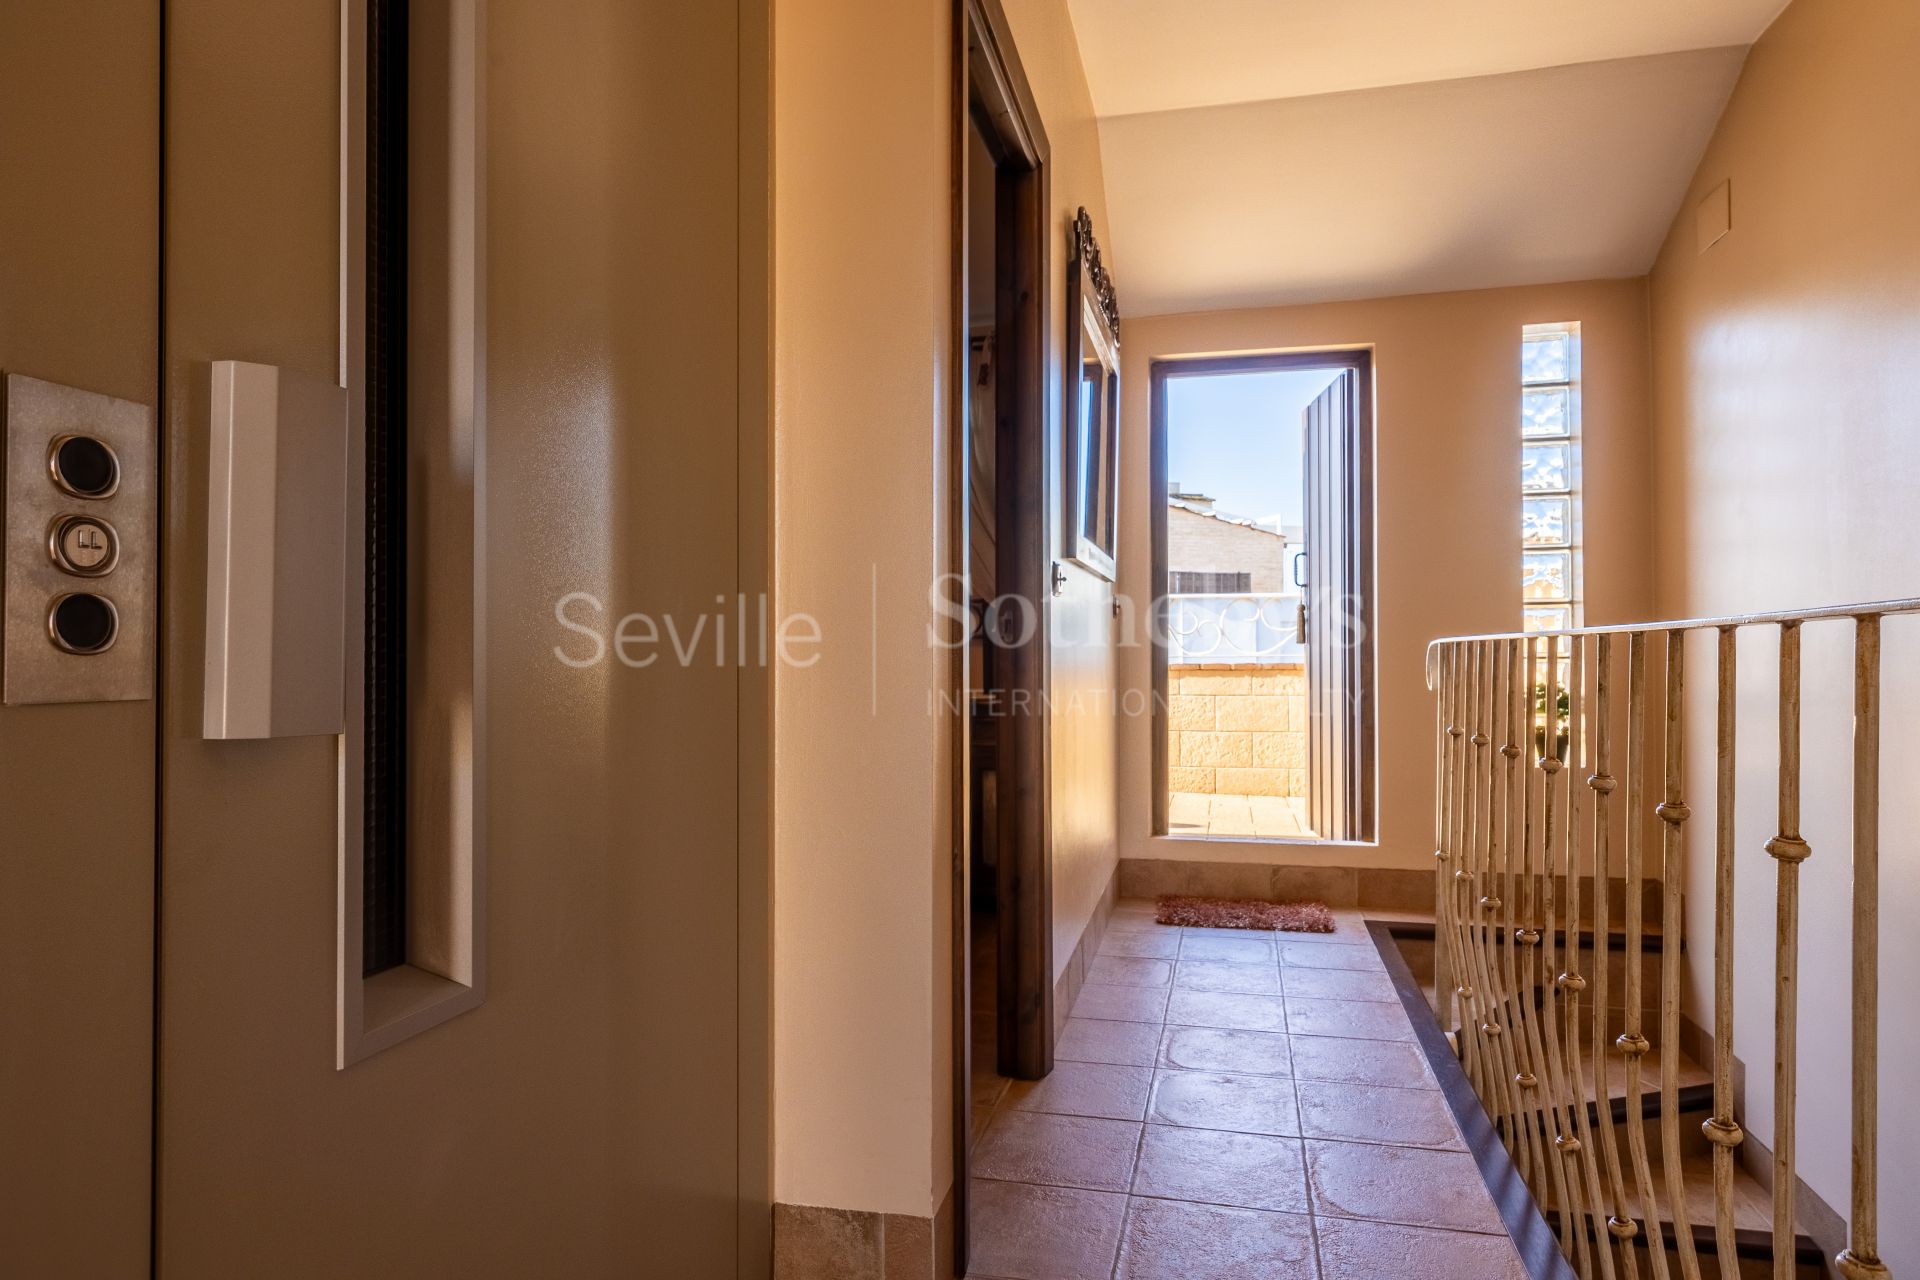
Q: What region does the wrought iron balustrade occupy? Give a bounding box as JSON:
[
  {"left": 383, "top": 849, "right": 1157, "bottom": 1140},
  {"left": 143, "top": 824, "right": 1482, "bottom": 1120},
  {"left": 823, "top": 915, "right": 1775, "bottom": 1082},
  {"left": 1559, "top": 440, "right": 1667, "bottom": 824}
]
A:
[{"left": 1427, "top": 598, "right": 1916, "bottom": 1280}]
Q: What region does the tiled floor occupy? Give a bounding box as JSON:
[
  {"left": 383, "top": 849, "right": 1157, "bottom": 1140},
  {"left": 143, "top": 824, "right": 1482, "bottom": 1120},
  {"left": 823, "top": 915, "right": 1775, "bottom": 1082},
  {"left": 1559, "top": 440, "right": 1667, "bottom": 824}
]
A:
[
  {"left": 966, "top": 900, "right": 1526, "bottom": 1280},
  {"left": 1166, "top": 792, "right": 1315, "bottom": 839}
]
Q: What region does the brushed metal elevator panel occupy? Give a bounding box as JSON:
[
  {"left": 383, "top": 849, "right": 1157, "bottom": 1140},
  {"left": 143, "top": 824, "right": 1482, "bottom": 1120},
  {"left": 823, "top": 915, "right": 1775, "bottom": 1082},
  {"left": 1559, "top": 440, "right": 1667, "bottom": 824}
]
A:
[{"left": 3, "top": 373, "right": 157, "bottom": 704}]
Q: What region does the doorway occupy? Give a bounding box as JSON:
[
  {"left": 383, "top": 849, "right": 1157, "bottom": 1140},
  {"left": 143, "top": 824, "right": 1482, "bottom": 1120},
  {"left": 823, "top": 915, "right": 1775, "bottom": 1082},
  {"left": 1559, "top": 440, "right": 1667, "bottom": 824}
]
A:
[
  {"left": 951, "top": 0, "right": 1054, "bottom": 1272},
  {"left": 1149, "top": 352, "right": 1378, "bottom": 845}
]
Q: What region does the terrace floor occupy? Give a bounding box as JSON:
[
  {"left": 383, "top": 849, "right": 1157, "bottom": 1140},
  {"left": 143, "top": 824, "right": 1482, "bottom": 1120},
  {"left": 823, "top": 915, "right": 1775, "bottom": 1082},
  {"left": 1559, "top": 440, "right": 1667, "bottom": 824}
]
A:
[{"left": 1167, "top": 792, "right": 1315, "bottom": 840}]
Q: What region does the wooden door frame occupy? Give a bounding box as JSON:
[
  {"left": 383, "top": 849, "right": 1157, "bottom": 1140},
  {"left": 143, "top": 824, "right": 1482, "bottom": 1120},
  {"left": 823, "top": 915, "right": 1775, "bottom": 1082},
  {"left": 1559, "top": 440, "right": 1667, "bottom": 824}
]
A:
[
  {"left": 950, "top": 0, "right": 1051, "bottom": 1270},
  {"left": 1148, "top": 350, "right": 1378, "bottom": 842}
]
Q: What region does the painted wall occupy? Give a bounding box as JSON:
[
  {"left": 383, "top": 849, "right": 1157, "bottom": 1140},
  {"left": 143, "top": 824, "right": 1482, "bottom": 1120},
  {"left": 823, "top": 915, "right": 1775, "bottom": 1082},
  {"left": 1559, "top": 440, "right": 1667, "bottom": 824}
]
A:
[
  {"left": 772, "top": 0, "right": 953, "bottom": 1222},
  {"left": 771, "top": 0, "right": 1114, "bottom": 1219},
  {"left": 1116, "top": 281, "right": 1658, "bottom": 870},
  {"left": 1648, "top": 0, "right": 1920, "bottom": 1266}
]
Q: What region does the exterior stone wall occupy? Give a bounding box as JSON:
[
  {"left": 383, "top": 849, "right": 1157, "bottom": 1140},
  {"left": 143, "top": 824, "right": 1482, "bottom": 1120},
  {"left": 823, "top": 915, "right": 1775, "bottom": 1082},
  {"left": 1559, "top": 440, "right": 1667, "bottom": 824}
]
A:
[{"left": 1168, "top": 662, "right": 1307, "bottom": 798}]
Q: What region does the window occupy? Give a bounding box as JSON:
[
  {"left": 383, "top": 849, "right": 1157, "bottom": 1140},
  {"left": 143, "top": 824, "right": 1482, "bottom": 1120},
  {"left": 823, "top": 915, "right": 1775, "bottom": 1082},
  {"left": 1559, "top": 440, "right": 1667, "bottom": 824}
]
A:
[
  {"left": 1169, "top": 570, "right": 1251, "bottom": 594},
  {"left": 1520, "top": 324, "right": 1581, "bottom": 631}
]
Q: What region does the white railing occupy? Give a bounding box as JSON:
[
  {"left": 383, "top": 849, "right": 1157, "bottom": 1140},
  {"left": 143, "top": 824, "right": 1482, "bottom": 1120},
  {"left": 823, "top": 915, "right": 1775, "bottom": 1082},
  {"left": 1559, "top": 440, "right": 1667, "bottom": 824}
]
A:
[
  {"left": 1427, "top": 598, "right": 1917, "bottom": 1280},
  {"left": 1166, "top": 592, "right": 1304, "bottom": 665}
]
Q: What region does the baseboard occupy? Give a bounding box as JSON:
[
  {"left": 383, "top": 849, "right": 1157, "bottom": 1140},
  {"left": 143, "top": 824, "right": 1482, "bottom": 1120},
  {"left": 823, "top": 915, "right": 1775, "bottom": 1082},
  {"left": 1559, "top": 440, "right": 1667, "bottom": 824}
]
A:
[
  {"left": 1118, "top": 857, "right": 1430, "bottom": 911},
  {"left": 772, "top": 1184, "right": 957, "bottom": 1280},
  {"left": 1119, "top": 857, "right": 1669, "bottom": 928},
  {"left": 1052, "top": 861, "right": 1120, "bottom": 1040}
]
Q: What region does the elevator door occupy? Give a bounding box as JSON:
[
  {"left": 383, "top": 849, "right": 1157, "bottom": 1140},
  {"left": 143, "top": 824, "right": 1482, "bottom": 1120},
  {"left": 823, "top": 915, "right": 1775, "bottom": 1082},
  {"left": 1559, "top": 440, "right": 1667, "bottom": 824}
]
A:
[
  {"left": 7, "top": 2, "right": 768, "bottom": 1276},
  {"left": 0, "top": 6, "right": 160, "bottom": 1275}
]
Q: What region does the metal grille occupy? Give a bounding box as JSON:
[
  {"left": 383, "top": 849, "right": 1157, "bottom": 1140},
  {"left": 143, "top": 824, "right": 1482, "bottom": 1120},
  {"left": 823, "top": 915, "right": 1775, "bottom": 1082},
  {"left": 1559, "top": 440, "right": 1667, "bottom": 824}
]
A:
[{"left": 1168, "top": 570, "right": 1250, "bottom": 594}]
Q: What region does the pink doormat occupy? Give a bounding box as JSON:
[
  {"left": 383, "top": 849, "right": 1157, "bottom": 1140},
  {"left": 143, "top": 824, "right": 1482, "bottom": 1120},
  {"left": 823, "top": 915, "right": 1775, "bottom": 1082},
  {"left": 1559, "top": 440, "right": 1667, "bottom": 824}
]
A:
[{"left": 1154, "top": 895, "right": 1335, "bottom": 934}]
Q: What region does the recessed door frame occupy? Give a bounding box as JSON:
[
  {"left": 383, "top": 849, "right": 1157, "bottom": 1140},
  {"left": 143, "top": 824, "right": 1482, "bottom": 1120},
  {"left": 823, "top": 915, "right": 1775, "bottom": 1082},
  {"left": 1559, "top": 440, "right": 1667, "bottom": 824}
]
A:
[
  {"left": 950, "top": 0, "right": 1051, "bottom": 1270},
  {"left": 1148, "top": 349, "right": 1378, "bottom": 843}
]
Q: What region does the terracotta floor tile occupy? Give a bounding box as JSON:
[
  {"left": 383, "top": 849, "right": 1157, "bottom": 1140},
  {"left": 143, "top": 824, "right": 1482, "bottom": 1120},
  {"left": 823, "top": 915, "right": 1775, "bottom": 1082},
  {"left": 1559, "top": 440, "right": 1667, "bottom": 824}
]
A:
[
  {"left": 1156, "top": 1025, "right": 1292, "bottom": 1077},
  {"left": 1285, "top": 997, "right": 1415, "bottom": 1043},
  {"left": 1288, "top": 1035, "right": 1436, "bottom": 1090},
  {"left": 1147, "top": 1070, "right": 1300, "bottom": 1137},
  {"left": 1173, "top": 959, "right": 1282, "bottom": 995},
  {"left": 1072, "top": 983, "right": 1172, "bottom": 1024},
  {"left": 1005, "top": 1060, "right": 1154, "bottom": 1121},
  {"left": 1100, "top": 929, "right": 1183, "bottom": 959},
  {"left": 1131, "top": 1123, "right": 1308, "bottom": 1213},
  {"left": 1278, "top": 942, "right": 1385, "bottom": 972},
  {"left": 1114, "top": 1198, "right": 1318, "bottom": 1280},
  {"left": 1166, "top": 989, "right": 1289, "bottom": 1034},
  {"left": 971, "top": 1111, "right": 1143, "bottom": 1192},
  {"left": 1312, "top": 1216, "right": 1526, "bottom": 1280},
  {"left": 1179, "top": 935, "right": 1277, "bottom": 964},
  {"left": 1087, "top": 955, "right": 1174, "bottom": 988},
  {"left": 1058, "top": 1017, "right": 1164, "bottom": 1068},
  {"left": 1296, "top": 1080, "right": 1463, "bottom": 1149},
  {"left": 966, "top": 1180, "right": 1127, "bottom": 1280},
  {"left": 1280, "top": 967, "right": 1398, "bottom": 1003},
  {"left": 1305, "top": 1140, "right": 1505, "bottom": 1233}
]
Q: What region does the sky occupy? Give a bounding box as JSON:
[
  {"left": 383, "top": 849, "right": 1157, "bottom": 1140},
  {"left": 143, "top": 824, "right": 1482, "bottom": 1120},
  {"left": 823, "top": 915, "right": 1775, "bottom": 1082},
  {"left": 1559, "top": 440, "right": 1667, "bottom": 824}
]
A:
[{"left": 1163, "top": 368, "right": 1342, "bottom": 529}]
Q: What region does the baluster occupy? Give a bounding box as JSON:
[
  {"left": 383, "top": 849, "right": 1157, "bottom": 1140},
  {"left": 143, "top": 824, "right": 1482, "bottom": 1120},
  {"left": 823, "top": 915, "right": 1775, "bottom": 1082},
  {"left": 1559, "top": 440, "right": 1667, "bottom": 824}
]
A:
[
  {"left": 1619, "top": 634, "right": 1672, "bottom": 1278},
  {"left": 1561, "top": 635, "right": 1617, "bottom": 1279},
  {"left": 1488, "top": 641, "right": 1534, "bottom": 1180},
  {"left": 1835, "top": 617, "right": 1891, "bottom": 1280},
  {"left": 1434, "top": 644, "right": 1457, "bottom": 1040},
  {"left": 1658, "top": 632, "right": 1702, "bottom": 1280},
  {"left": 1703, "top": 628, "right": 1744, "bottom": 1280},
  {"left": 1531, "top": 636, "right": 1597, "bottom": 1277},
  {"left": 1509, "top": 638, "right": 1555, "bottom": 1205},
  {"left": 1588, "top": 635, "right": 1641, "bottom": 1274},
  {"left": 1458, "top": 643, "right": 1491, "bottom": 1101},
  {"left": 1765, "top": 621, "right": 1810, "bottom": 1280},
  {"left": 1474, "top": 643, "right": 1525, "bottom": 1150}
]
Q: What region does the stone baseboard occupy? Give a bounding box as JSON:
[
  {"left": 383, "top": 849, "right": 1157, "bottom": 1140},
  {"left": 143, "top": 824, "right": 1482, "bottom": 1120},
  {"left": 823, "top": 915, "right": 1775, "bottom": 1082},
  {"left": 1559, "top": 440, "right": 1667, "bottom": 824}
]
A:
[
  {"left": 1118, "top": 858, "right": 1671, "bottom": 927},
  {"left": 773, "top": 1187, "right": 956, "bottom": 1280},
  {"left": 1118, "top": 857, "right": 1431, "bottom": 912}
]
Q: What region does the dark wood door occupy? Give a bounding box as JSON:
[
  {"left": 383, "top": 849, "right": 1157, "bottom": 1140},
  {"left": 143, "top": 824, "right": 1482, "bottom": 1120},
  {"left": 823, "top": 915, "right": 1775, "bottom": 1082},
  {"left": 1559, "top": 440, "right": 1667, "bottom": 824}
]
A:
[{"left": 1303, "top": 371, "right": 1362, "bottom": 841}]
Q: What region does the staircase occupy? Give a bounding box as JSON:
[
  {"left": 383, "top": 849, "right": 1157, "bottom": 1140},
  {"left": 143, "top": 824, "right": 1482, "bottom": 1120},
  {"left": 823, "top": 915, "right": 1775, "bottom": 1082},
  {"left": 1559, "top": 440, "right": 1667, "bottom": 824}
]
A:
[
  {"left": 1419, "top": 598, "right": 1917, "bottom": 1280},
  {"left": 1394, "top": 923, "right": 1826, "bottom": 1279}
]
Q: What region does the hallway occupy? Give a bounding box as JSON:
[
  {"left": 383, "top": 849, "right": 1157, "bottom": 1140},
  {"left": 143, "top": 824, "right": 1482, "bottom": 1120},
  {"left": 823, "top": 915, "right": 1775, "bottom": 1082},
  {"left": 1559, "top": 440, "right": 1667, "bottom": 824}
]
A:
[{"left": 966, "top": 901, "right": 1524, "bottom": 1279}]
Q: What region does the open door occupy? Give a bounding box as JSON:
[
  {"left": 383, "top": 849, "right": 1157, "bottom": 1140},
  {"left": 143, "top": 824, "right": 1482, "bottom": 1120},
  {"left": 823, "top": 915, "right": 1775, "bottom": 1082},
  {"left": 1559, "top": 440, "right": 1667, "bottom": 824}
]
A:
[{"left": 1301, "top": 368, "right": 1376, "bottom": 842}]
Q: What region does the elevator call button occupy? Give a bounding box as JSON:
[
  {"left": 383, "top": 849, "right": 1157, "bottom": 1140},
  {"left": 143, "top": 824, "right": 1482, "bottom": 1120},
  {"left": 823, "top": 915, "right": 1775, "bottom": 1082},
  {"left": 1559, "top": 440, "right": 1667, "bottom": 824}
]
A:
[{"left": 47, "top": 514, "right": 119, "bottom": 577}]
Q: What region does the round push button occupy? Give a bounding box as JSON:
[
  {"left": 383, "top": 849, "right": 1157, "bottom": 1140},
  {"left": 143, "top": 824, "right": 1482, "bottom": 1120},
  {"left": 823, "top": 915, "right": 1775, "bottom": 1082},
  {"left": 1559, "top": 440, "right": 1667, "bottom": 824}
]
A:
[
  {"left": 48, "top": 592, "right": 119, "bottom": 655},
  {"left": 48, "top": 434, "right": 121, "bottom": 499},
  {"left": 47, "top": 514, "right": 120, "bottom": 577}
]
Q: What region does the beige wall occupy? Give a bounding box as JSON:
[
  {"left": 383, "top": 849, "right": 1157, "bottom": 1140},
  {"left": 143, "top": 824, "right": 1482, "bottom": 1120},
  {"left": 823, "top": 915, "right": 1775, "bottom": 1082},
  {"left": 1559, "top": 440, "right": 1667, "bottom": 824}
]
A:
[
  {"left": 1118, "top": 280, "right": 1658, "bottom": 870},
  {"left": 772, "top": 0, "right": 953, "bottom": 1222},
  {"left": 771, "top": 0, "right": 1114, "bottom": 1220},
  {"left": 1648, "top": 0, "right": 1920, "bottom": 1267}
]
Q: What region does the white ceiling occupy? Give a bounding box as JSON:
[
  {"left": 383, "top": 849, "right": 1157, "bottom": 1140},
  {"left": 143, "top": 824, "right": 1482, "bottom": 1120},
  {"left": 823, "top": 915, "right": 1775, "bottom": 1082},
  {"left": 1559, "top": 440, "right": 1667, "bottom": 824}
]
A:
[
  {"left": 1070, "top": 1, "right": 1783, "bottom": 315},
  {"left": 1068, "top": 0, "right": 1785, "bottom": 116},
  {"left": 1101, "top": 50, "right": 1747, "bottom": 315}
]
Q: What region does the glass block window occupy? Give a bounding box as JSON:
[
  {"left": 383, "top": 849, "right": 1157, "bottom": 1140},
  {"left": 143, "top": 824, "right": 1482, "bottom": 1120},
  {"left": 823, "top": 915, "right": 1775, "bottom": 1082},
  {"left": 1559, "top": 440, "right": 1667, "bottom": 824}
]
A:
[{"left": 1520, "top": 324, "right": 1580, "bottom": 633}]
